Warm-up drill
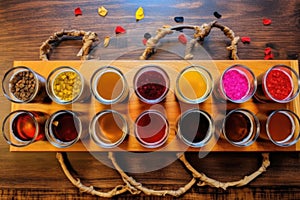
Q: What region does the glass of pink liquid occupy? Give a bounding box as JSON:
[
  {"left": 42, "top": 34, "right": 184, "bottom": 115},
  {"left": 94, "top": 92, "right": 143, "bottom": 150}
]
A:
[{"left": 217, "top": 65, "right": 257, "bottom": 103}]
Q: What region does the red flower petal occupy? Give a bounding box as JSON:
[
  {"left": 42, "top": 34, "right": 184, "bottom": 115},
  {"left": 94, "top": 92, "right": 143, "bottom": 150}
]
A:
[
  {"left": 142, "top": 38, "right": 148, "bottom": 45},
  {"left": 241, "top": 37, "right": 251, "bottom": 43},
  {"left": 263, "top": 18, "right": 272, "bottom": 25},
  {"left": 265, "top": 47, "right": 272, "bottom": 55},
  {"left": 178, "top": 33, "right": 187, "bottom": 44},
  {"left": 74, "top": 7, "right": 82, "bottom": 16},
  {"left": 115, "top": 26, "right": 126, "bottom": 34},
  {"left": 264, "top": 53, "right": 274, "bottom": 60}
]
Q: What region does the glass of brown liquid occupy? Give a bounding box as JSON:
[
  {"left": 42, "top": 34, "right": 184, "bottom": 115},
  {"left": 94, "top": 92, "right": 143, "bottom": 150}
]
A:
[
  {"left": 222, "top": 109, "right": 260, "bottom": 147},
  {"left": 90, "top": 110, "right": 128, "bottom": 148},
  {"left": 90, "top": 66, "right": 129, "bottom": 104},
  {"left": 2, "top": 110, "right": 48, "bottom": 147},
  {"left": 45, "top": 110, "right": 82, "bottom": 148},
  {"left": 266, "top": 109, "right": 300, "bottom": 147}
]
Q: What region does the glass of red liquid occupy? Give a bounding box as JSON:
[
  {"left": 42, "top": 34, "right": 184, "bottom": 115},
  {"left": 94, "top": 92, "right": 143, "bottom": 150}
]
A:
[
  {"left": 266, "top": 109, "right": 300, "bottom": 147},
  {"left": 45, "top": 110, "right": 82, "bottom": 148},
  {"left": 254, "top": 65, "right": 300, "bottom": 103},
  {"left": 176, "top": 109, "right": 214, "bottom": 147},
  {"left": 222, "top": 109, "right": 260, "bottom": 147},
  {"left": 90, "top": 110, "right": 128, "bottom": 148},
  {"left": 133, "top": 65, "right": 170, "bottom": 104},
  {"left": 134, "top": 110, "right": 169, "bottom": 148},
  {"left": 2, "top": 110, "right": 48, "bottom": 147}
]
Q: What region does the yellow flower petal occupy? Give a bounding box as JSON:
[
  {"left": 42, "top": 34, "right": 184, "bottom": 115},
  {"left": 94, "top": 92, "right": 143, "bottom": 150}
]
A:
[
  {"left": 98, "top": 6, "right": 108, "bottom": 17},
  {"left": 103, "top": 36, "right": 110, "bottom": 47},
  {"left": 135, "top": 7, "right": 144, "bottom": 21}
]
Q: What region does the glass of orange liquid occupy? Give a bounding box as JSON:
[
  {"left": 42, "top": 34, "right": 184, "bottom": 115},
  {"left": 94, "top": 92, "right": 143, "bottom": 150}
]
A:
[{"left": 2, "top": 110, "right": 48, "bottom": 147}]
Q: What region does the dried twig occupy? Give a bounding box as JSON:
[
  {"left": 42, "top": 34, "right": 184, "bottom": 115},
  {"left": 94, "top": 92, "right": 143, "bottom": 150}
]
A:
[
  {"left": 40, "top": 30, "right": 98, "bottom": 60},
  {"left": 140, "top": 21, "right": 240, "bottom": 60},
  {"left": 177, "top": 153, "right": 270, "bottom": 190},
  {"left": 140, "top": 26, "right": 174, "bottom": 60},
  {"left": 108, "top": 152, "right": 196, "bottom": 197},
  {"left": 56, "top": 152, "right": 140, "bottom": 197}
]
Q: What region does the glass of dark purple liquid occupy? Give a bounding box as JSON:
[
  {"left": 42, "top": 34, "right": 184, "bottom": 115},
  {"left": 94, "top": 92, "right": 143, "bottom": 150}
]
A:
[
  {"left": 2, "top": 110, "right": 48, "bottom": 147},
  {"left": 176, "top": 109, "right": 214, "bottom": 147},
  {"left": 222, "top": 109, "right": 260, "bottom": 147},
  {"left": 133, "top": 65, "right": 170, "bottom": 104},
  {"left": 45, "top": 110, "right": 82, "bottom": 148}
]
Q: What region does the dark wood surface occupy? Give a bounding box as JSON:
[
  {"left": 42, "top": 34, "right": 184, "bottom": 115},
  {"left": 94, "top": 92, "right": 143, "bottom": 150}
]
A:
[{"left": 0, "top": 0, "right": 299, "bottom": 199}]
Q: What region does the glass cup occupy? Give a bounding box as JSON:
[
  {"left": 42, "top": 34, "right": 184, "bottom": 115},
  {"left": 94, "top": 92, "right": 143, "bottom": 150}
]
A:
[
  {"left": 2, "top": 66, "right": 49, "bottom": 103},
  {"left": 254, "top": 65, "right": 300, "bottom": 103},
  {"left": 176, "top": 109, "right": 214, "bottom": 147},
  {"left": 134, "top": 110, "right": 169, "bottom": 148},
  {"left": 2, "top": 110, "right": 48, "bottom": 147},
  {"left": 175, "top": 66, "right": 213, "bottom": 104},
  {"left": 90, "top": 110, "right": 129, "bottom": 148},
  {"left": 222, "top": 109, "right": 260, "bottom": 147},
  {"left": 215, "top": 65, "right": 257, "bottom": 103},
  {"left": 266, "top": 109, "right": 300, "bottom": 147},
  {"left": 45, "top": 110, "right": 82, "bottom": 148},
  {"left": 133, "top": 65, "right": 170, "bottom": 104},
  {"left": 90, "top": 66, "right": 129, "bottom": 104},
  {"left": 46, "top": 66, "right": 90, "bottom": 104}
]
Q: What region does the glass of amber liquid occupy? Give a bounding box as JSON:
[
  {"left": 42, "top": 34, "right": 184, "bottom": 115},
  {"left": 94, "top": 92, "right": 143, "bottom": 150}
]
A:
[
  {"left": 266, "top": 109, "right": 300, "bottom": 147},
  {"left": 2, "top": 110, "right": 48, "bottom": 147}
]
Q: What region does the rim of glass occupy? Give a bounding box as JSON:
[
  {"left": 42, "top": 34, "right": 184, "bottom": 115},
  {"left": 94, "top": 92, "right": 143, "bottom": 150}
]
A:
[
  {"left": 90, "top": 109, "right": 129, "bottom": 148},
  {"left": 177, "top": 109, "right": 214, "bottom": 147},
  {"left": 175, "top": 65, "right": 213, "bottom": 104},
  {"left": 45, "top": 110, "right": 82, "bottom": 148},
  {"left": 2, "top": 110, "right": 39, "bottom": 147},
  {"left": 90, "top": 66, "right": 128, "bottom": 104},
  {"left": 134, "top": 110, "right": 169, "bottom": 148},
  {"left": 262, "top": 64, "right": 300, "bottom": 103},
  {"left": 222, "top": 108, "right": 260, "bottom": 147},
  {"left": 46, "top": 66, "right": 84, "bottom": 104},
  {"left": 266, "top": 109, "right": 300, "bottom": 147},
  {"left": 2, "top": 66, "right": 40, "bottom": 103},
  {"left": 220, "top": 64, "right": 257, "bottom": 103},
  {"left": 133, "top": 65, "right": 170, "bottom": 104}
]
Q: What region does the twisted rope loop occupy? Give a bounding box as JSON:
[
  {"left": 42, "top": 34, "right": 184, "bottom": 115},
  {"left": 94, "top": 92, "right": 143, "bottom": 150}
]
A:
[{"left": 43, "top": 24, "right": 270, "bottom": 197}]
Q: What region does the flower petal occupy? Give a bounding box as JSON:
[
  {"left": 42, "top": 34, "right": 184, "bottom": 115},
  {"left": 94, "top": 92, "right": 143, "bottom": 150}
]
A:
[
  {"left": 98, "top": 6, "right": 108, "bottom": 17},
  {"left": 74, "top": 7, "right": 82, "bottom": 16}
]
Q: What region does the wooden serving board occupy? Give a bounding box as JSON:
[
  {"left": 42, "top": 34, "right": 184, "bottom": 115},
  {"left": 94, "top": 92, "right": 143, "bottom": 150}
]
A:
[{"left": 10, "top": 60, "right": 300, "bottom": 152}]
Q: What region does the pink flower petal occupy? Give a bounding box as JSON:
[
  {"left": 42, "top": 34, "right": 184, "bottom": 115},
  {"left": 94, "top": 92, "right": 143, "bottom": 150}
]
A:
[{"left": 178, "top": 33, "right": 187, "bottom": 44}]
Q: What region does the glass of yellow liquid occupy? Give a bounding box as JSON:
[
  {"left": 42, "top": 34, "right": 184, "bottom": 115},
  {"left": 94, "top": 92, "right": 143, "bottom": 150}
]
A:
[{"left": 175, "top": 65, "right": 213, "bottom": 104}]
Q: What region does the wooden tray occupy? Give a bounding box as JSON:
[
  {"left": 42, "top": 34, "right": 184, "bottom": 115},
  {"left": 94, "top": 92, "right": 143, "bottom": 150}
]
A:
[{"left": 10, "top": 60, "right": 300, "bottom": 152}]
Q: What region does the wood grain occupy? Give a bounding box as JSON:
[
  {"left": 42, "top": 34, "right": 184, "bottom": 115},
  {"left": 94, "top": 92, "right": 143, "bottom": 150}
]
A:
[{"left": 0, "top": 0, "right": 299, "bottom": 199}]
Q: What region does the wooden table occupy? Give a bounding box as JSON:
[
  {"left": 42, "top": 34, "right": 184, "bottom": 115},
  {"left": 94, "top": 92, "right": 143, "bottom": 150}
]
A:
[{"left": 0, "top": 1, "right": 299, "bottom": 199}]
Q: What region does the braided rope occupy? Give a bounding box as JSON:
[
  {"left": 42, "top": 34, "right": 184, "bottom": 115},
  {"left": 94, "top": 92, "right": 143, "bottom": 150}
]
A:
[
  {"left": 39, "top": 26, "right": 271, "bottom": 197},
  {"left": 39, "top": 30, "right": 98, "bottom": 61}
]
